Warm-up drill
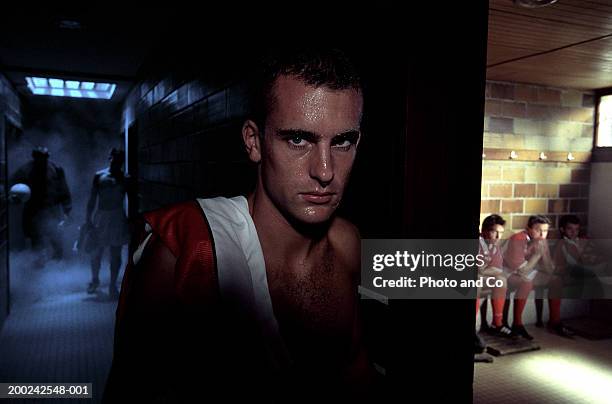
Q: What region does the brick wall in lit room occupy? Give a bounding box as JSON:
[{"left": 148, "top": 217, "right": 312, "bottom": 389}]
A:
[{"left": 480, "top": 81, "right": 595, "bottom": 235}]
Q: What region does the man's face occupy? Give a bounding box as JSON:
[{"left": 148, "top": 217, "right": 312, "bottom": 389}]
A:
[
  {"left": 562, "top": 223, "right": 580, "bottom": 240},
  {"left": 528, "top": 223, "right": 549, "bottom": 240},
  {"left": 483, "top": 224, "right": 504, "bottom": 244},
  {"left": 258, "top": 75, "right": 363, "bottom": 225}
]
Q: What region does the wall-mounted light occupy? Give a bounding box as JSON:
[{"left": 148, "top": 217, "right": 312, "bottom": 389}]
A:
[
  {"left": 567, "top": 152, "right": 575, "bottom": 161},
  {"left": 539, "top": 152, "right": 548, "bottom": 160},
  {"left": 510, "top": 150, "right": 518, "bottom": 159}
]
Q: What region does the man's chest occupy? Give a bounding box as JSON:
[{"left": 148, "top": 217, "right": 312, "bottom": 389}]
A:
[{"left": 265, "top": 256, "right": 356, "bottom": 356}]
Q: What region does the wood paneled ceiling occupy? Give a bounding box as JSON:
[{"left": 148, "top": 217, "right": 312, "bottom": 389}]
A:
[{"left": 487, "top": 0, "right": 612, "bottom": 90}]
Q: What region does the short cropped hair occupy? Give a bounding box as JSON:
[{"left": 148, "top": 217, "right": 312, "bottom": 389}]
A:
[
  {"left": 559, "top": 214, "right": 580, "bottom": 229},
  {"left": 481, "top": 214, "right": 506, "bottom": 232},
  {"left": 250, "top": 47, "right": 363, "bottom": 131},
  {"left": 527, "top": 215, "right": 552, "bottom": 228}
]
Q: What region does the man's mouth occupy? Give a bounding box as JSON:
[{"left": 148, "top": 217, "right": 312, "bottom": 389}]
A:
[{"left": 300, "top": 192, "right": 335, "bottom": 204}]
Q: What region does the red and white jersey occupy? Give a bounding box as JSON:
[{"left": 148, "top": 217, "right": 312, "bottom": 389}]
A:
[
  {"left": 129, "top": 196, "right": 291, "bottom": 372},
  {"left": 478, "top": 236, "right": 503, "bottom": 274},
  {"left": 503, "top": 230, "right": 537, "bottom": 275}
]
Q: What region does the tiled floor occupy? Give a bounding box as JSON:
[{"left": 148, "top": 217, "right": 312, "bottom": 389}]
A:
[
  {"left": 474, "top": 325, "right": 612, "bottom": 404},
  {"left": 0, "top": 251, "right": 125, "bottom": 403}
]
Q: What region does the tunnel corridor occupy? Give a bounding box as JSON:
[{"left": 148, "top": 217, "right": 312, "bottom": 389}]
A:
[{"left": 0, "top": 250, "right": 126, "bottom": 403}]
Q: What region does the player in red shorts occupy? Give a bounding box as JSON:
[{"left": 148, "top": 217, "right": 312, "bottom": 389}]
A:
[
  {"left": 476, "top": 214, "right": 515, "bottom": 338},
  {"left": 503, "top": 215, "right": 555, "bottom": 340}
]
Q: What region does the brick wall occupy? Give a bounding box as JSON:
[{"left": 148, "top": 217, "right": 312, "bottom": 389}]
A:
[
  {"left": 123, "top": 57, "right": 253, "bottom": 213},
  {"left": 480, "top": 81, "right": 595, "bottom": 235}
]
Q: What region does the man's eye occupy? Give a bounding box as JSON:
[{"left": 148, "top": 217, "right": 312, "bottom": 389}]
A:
[
  {"left": 333, "top": 140, "right": 352, "bottom": 148},
  {"left": 289, "top": 136, "right": 307, "bottom": 147}
]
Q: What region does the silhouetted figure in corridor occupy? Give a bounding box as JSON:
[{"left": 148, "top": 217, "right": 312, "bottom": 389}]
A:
[
  {"left": 85, "top": 148, "right": 130, "bottom": 299},
  {"left": 10, "top": 146, "right": 72, "bottom": 266}
]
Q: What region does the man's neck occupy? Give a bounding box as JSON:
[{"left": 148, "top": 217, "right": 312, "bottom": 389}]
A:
[{"left": 247, "top": 188, "right": 330, "bottom": 264}]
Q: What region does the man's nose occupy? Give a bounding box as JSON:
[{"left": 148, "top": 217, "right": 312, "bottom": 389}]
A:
[{"left": 309, "top": 145, "right": 334, "bottom": 186}]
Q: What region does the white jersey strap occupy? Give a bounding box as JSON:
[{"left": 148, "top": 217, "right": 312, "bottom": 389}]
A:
[
  {"left": 132, "top": 223, "right": 153, "bottom": 265},
  {"left": 197, "top": 196, "right": 292, "bottom": 371}
]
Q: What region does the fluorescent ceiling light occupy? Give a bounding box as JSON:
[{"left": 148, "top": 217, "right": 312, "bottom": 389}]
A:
[
  {"left": 48, "top": 78, "right": 64, "bottom": 88},
  {"left": 25, "top": 76, "right": 116, "bottom": 100},
  {"left": 65, "top": 80, "right": 80, "bottom": 89},
  {"left": 32, "top": 77, "right": 48, "bottom": 87}
]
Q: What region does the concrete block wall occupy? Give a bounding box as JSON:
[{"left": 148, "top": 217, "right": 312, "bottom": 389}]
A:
[
  {"left": 123, "top": 68, "right": 253, "bottom": 213},
  {"left": 480, "top": 81, "right": 595, "bottom": 235}
]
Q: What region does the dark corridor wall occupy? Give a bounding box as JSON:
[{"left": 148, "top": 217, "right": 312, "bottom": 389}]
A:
[
  {"left": 0, "top": 73, "right": 22, "bottom": 331},
  {"left": 8, "top": 97, "right": 122, "bottom": 250},
  {"left": 122, "top": 45, "right": 253, "bottom": 213}
]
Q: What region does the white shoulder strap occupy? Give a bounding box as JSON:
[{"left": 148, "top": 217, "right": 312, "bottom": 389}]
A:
[{"left": 197, "top": 196, "right": 292, "bottom": 372}]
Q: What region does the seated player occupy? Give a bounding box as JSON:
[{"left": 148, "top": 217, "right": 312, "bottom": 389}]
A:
[
  {"left": 528, "top": 217, "right": 574, "bottom": 338},
  {"left": 554, "top": 215, "right": 604, "bottom": 274},
  {"left": 476, "top": 214, "right": 514, "bottom": 338},
  {"left": 551, "top": 215, "right": 605, "bottom": 306},
  {"left": 503, "top": 215, "right": 555, "bottom": 340}
]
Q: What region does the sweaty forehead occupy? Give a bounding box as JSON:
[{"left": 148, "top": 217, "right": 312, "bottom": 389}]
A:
[{"left": 268, "top": 75, "right": 363, "bottom": 134}]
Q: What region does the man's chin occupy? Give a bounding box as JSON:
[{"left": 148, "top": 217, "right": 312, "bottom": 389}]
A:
[{"left": 292, "top": 205, "right": 336, "bottom": 226}]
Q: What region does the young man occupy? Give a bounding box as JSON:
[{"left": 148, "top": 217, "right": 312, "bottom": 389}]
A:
[
  {"left": 476, "top": 215, "right": 513, "bottom": 338},
  {"left": 529, "top": 214, "right": 587, "bottom": 337},
  {"left": 84, "top": 148, "right": 130, "bottom": 298},
  {"left": 10, "top": 146, "right": 72, "bottom": 266},
  {"left": 554, "top": 215, "right": 592, "bottom": 272},
  {"left": 103, "top": 49, "right": 373, "bottom": 402},
  {"left": 503, "top": 215, "right": 555, "bottom": 340},
  {"left": 525, "top": 215, "right": 575, "bottom": 338},
  {"left": 550, "top": 215, "right": 604, "bottom": 321}
]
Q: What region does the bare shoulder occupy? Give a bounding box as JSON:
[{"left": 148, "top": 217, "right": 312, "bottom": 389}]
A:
[{"left": 328, "top": 217, "right": 361, "bottom": 273}]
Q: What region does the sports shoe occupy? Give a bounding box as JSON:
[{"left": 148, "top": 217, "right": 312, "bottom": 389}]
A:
[
  {"left": 474, "top": 353, "right": 494, "bottom": 363},
  {"left": 480, "top": 322, "right": 491, "bottom": 334},
  {"left": 474, "top": 333, "right": 487, "bottom": 354},
  {"left": 549, "top": 323, "right": 575, "bottom": 338},
  {"left": 512, "top": 325, "right": 534, "bottom": 340},
  {"left": 489, "top": 325, "right": 518, "bottom": 339},
  {"left": 87, "top": 282, "right": 99, "bottom": 294}
]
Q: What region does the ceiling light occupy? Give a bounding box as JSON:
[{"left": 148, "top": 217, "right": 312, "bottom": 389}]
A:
[{"left": 25, "top": 77, "right": 116, "bottom": 100}]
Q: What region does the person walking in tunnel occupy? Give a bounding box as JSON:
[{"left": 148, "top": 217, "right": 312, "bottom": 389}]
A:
[
  {"left": 85, "top": 148, "right": 130, "bottom": 299},
  {"left": 10, "top": 146, "right": 72, "bottom": 266},
  {"left": 104, "top": 48, "right": 374, "bottom": 402}
]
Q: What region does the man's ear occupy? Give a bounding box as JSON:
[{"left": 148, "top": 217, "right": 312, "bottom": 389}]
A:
[{"left": 242, "top": 120, "right": 262, "bottom": 163}]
